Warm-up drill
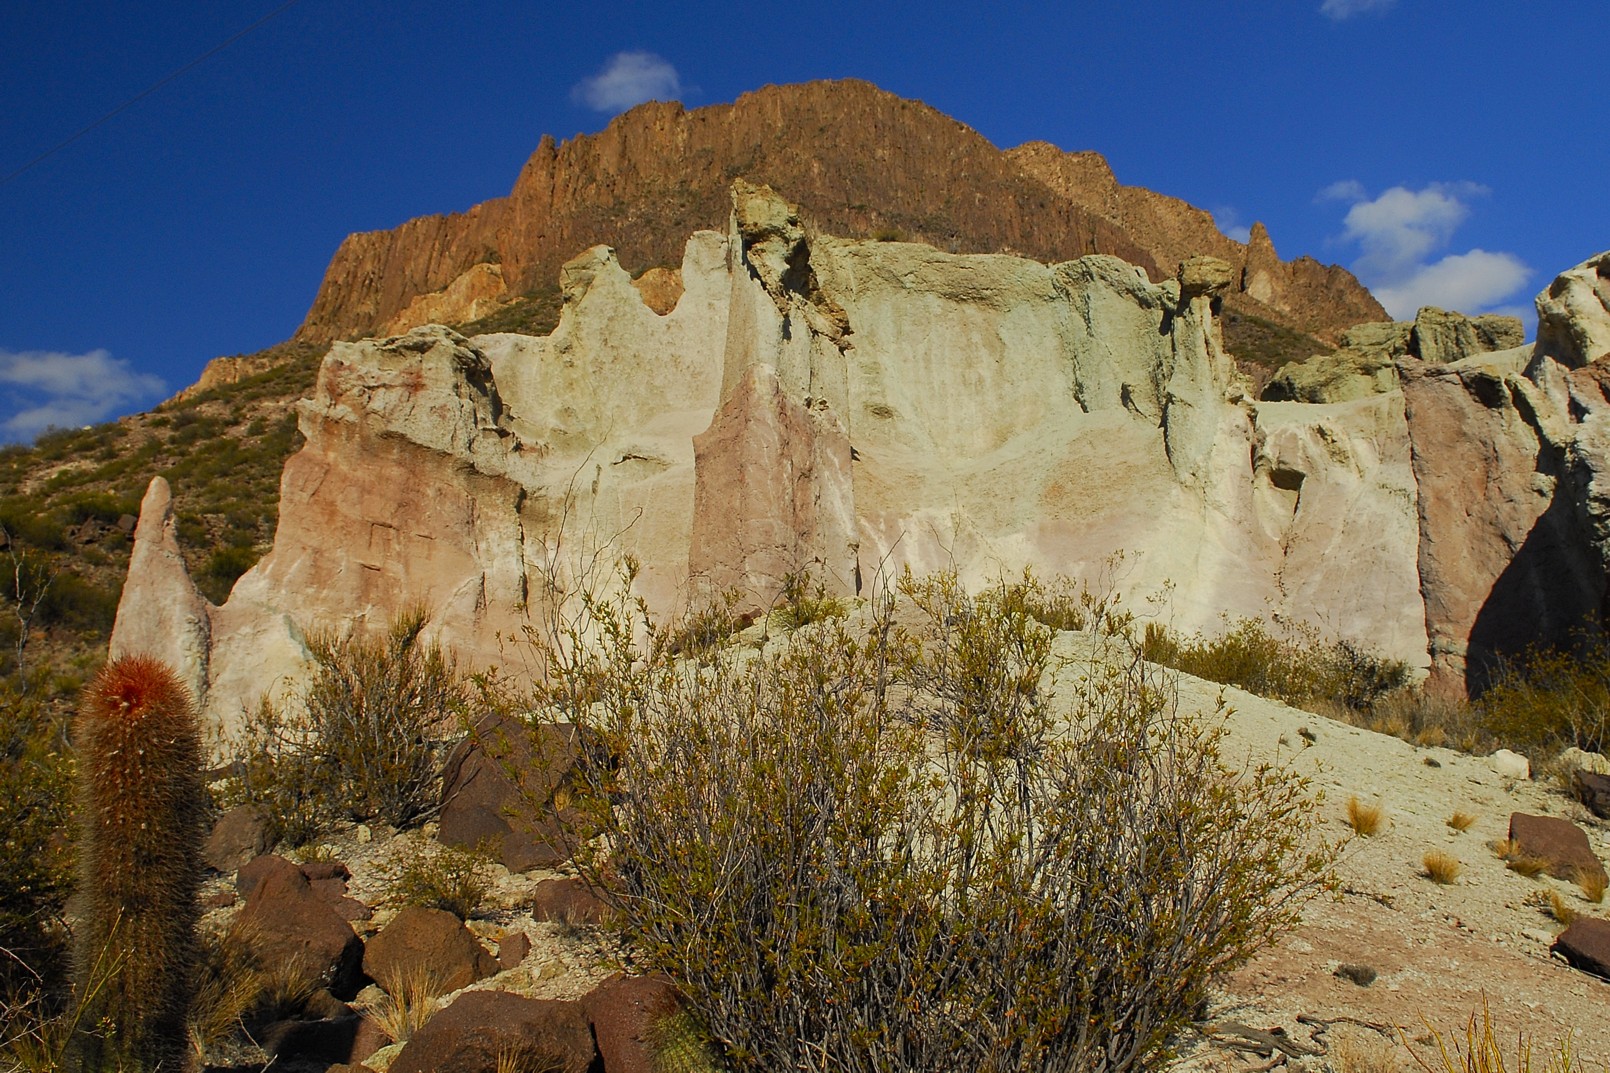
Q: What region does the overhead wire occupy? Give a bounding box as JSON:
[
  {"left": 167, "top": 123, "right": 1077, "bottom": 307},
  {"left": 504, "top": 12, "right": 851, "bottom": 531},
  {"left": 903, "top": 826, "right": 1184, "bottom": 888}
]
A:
[{"left": 0, "top": 0, "right": 306, "bottom": 188}]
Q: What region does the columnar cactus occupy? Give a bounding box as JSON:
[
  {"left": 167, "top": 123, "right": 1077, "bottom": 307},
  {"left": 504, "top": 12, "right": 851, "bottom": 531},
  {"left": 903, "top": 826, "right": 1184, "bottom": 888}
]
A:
[{"left": 71, "top": 655, "right": 205, "bottom": 1072}]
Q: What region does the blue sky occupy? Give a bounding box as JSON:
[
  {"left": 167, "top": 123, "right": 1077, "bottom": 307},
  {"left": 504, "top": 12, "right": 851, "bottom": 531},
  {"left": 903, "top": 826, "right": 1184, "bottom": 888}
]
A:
[{"left": 2, "top": 0, "right": 1606, "bottom": 442}]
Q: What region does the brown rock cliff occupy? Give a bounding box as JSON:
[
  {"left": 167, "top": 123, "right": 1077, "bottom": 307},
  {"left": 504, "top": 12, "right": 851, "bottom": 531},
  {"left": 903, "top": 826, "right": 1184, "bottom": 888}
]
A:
[{"left": 295, "top": 80, "right": 1383, "bottom": 346}]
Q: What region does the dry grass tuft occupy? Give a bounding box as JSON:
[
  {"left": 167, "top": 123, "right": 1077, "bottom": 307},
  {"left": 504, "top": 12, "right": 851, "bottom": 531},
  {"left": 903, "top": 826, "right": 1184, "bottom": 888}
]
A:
[
  {"left": 1541, "top": 890, "right": 1579, "bottom": 927},
  {"left": 1446, "top": 810, "right": 1477, "bottom": 833},
  {"left": 1575, "top": 866, "right": 1607, "bottom": 904},
  {"left": 1492, "top": 839, "right": 1551, "bottom": 879},
  {"left": 1423, "top": 851, "right": 1463, "bottom": 885},
  {"left": 1348, "top": 796, "right": 1386, "bottom": 837},
  {"left": 1407, "top": 999, "right": 1595, "bottom": 1072},
  {"left": 361, "top": 968, "right": 440, "bottom": 1044}
]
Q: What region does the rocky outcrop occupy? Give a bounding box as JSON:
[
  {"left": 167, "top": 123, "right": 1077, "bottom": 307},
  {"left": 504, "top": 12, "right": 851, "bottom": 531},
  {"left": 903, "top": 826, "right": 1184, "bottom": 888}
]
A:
[
  {"left": 1400, "top": 253, "right": 1610, "bottom": 695},
  {"left": 1535, "top": 250, "right": 1610, "bottom": 367},
  {"left": 381, "top": 262, "right": 510, "bottom": 336},
  {"left": 1265, "top": 309, "right": 1526, "bottom": 404},
  {"left": 122, "top": 183, "right": 1430, "bottom": 741},
  {"left": 295, "top": 80, "right": 1382, "bottom": 349}
]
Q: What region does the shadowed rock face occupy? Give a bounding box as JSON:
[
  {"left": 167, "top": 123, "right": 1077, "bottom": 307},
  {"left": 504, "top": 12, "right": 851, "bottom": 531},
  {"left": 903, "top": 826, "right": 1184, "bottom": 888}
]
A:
[
  {"left": 294, "top": 80, "right": 1383, "bottom": 348},
  {"left": 117, "top": 182, "right": 1442, "bottom": 742}
]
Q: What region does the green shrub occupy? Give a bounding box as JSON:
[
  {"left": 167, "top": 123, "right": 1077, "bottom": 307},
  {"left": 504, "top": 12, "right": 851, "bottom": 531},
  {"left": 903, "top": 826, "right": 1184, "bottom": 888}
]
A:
[
  {"left": 380, "top": 839, "right": 493, "bottom": 921},
  {"left": 225, "top": 611, "right": 466, "bottom": 843},
  {"left": 768, "top": 570, "right": 847, "bottom": 630},
  {"left": 0, "top": 677, "right": 73, "bottom": 1003},
  {"left": 531, "top": 568, "right": 1333, "bottom": 1073},
  {"left": 1478, "top": 638, "right": 1610, "bottom": 756},
  {"left": 1143, "top": 617, "right": 1410, "bottom": 714}
]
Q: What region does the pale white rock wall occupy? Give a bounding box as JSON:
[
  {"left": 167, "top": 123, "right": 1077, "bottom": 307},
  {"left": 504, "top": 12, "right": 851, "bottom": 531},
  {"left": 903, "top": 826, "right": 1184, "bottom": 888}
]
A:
[{"left": 119, "top": 183, "right": 1457, "bottom": 742}]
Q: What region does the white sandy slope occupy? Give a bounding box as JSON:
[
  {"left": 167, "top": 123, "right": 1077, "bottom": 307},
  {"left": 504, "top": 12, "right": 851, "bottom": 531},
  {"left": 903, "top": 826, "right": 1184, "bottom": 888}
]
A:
[{"left": 1115, "top": 640, "right": 1610, "bottom": 1070}]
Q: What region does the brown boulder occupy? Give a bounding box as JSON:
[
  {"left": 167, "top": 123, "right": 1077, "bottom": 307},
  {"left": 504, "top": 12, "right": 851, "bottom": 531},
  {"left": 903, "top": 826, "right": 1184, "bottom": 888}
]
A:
[
  {"left": 362, "top": 907, "right": 498, "bottom": 994},
  {"left": 498, "top": 930, "right": 532, "bottom": 971},
  {"left": 234, "top": 854, "right": 366, "bottom": 998},
  {"left": 261, "top": 1015, "right": 390, "bottom": 1065},
  {"left": 1509, "top": 813, "right": 1609, "bottom": 886},
  {"left": 582, "top": 974, "right": 685, "bottom": 1073},
  {"left": 439, "top": 715, "right": 591, "bottom": 872},
  {"left": 532, "top": 878, "right": 612, "bottom": 927},
  {"left": 1574, "top": 769, "right": 1610, "bottom": 820},
  {"left": 204, "top": 804, "right": 274, "bottom": 872},
  {"left": 1553, "top": 916, "right": 1610, "bottom": 980},
  {"left": 389, "top": 990, "right": 598, "bottom": 1073}
]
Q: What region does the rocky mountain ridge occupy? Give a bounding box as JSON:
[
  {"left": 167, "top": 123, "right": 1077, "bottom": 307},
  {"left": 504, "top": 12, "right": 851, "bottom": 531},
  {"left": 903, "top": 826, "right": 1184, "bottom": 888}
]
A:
[{"left": 293, "top": 79, "right": 1385, "bottom": 353}]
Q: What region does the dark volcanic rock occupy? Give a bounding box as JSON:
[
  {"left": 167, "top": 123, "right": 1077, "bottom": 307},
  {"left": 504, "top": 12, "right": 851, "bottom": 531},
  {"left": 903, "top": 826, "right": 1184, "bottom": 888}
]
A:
[
  {"left": 1509, "top": 813, "right": 1609, "bottom": 886},
  {"left": 1554, "top": 917, "right": 1610, "bottom": 980},
  {"left": 362, "top": 906, "right": 498, "bottom": 994},
  {"left": 234, "top": 854, "right": 366, "bottom": 998},
  {"left": 389, "top": 990, "right": 598, "bottom": 1073}
]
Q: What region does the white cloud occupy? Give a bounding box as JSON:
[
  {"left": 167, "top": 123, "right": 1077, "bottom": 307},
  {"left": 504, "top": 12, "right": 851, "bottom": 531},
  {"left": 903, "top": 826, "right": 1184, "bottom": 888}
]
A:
[
  {"left": 572, "top": 51, "right": 683, "bottom": 114},
  {"left": 1322, "top": 181, "right": 1531, "bottom": 320},
  {"left": 1211, "top": 206, "right": 1252, "bottom": 244},
  {"left": 1321, "top": 0, "right": 1396, "bottom": 20},
  {"left": 0, "top": 348, "right": 165, "bottom": 441}
]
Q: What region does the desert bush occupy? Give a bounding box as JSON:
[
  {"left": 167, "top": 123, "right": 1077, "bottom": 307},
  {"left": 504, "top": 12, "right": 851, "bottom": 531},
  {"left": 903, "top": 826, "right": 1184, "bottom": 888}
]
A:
[
  {"left": 1423, "top": 851, "right": 1463, "bottom": 885},
  {"left": 0, "top": 677, "right": 73, "bottom": 1007},
  {"left": 1142, "top": 617, "right": 1409, "bottom": 716},
  {"left": 224, "top": 611, "right": 466, "bottom": 843},
  {"left": 768, "top": 569, "right": 847, "bottom": 630},
  {"left": 380, "top": 839, "right": 493, "bottom": 921},
  {"left": 1447, "top": 810, "right": 1477, "bottom": 833},
  {"left": 1479, "top": 638, "right": 1610, "bottom": 756},
  {"left": 528, "top": 567, "right": 1333, "bottom": 1072}
]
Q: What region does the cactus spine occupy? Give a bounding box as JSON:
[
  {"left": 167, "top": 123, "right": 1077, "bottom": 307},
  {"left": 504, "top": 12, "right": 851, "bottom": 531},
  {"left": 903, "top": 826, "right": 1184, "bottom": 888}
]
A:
[{"left": 72, "top": 655, "right": 205, "bottom": 1072}]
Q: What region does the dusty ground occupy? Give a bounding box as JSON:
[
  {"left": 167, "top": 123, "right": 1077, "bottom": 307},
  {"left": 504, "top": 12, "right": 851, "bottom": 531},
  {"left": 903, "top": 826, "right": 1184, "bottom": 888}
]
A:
[{"left": 1161, "top": 664, "right": 1610, "bottom": 1071}]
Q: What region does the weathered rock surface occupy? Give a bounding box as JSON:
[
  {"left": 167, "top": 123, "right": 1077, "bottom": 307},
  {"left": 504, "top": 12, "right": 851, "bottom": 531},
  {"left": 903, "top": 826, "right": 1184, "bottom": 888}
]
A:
[
  {"left": 388, "top": 991, "right": 597, "bottom": 1073},
  {"left": 582, "top": 974, "right": 685, "bottom": 1073},
  {"left": 297, "top": 80, "right": 1382, "bottom": 349},
  {"left": 1536, "top": 250, "right": 1610, "bottom": 366},
  {"left": 115, "top": 190, "right": 1610, "bottom": 729},
  {"left": 108, "top": 476, "right": 211, "bottom": 705},
  {"left": 203, "top": 804, "right": 273, "bottom": 872},
  {"left": 381, "top": 262, "right": 510, "bottom": 336},
  {"left": 362, "top": 907, "right": 498, "bottom": 994},
  {"left": 1553, "top": 917, "right": 1610, "bottom": 981},
  {"left": 438, "top": 716, "right": 588, "bottom": 872},
  {"left": 1263, "top": 308, "right": 1526, "bottom": 403},
  {"left": 234, "top": 855, "right": 366, "bottom": 998},
  {"left": 1508, "top": 813, "right": 1607, "bottom": 885}
]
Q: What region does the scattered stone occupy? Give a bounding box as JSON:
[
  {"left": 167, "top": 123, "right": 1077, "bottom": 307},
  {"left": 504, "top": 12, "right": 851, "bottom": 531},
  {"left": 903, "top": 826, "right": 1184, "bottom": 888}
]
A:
[
  {"left": 234, "top": 854, "right": 366, "bottom": 998},
  {"left": 531, "top": 878, "right": 612, "bottom": 926},
  {"left": 1561, "top": 747, "right": 1610, "bottom": 776},
  {"left": 1508, "top": 813, "right": 1609, "bottom": 885},
  {"left": 201, "top": 889, "right": 237, "bottom": 909},
  {"left": 497, "top": 929, "right": 532, "bottom": 971},
  {"left": 388, "top": 991, "right": 598, "bottom": 1073},
  {"left": 362, "top": 906, "right": 498, "bottom": 995},
  {"left": 1333, "top": 964, "right": 1377, "bottom": 987},
  {"left": 1490, "top": 750, "right": 1531, "bottom": 781},
  {"left": 1575, "top": 769, "right": 1610, "bottom": 820},
  {"left": 583, "top": 973, "right": 685, "bottom": 1073},
  {"left": 438, "top": 714, "right": 593, "bottom": 872},
  {"left": 537, "top": 958, "right": 568, "bottom": 981},
  {"left": 205, "top": 804, "right": 275, "bottom": 872},
  {"left": 356, "top": 824, "right": 373, "bottom": 844},
  {"left": 302, "top": 859, "right": 353, "bottom": 882},
  {"left": 1553, "top": 917, "right": 1610, "bottom": 980}
]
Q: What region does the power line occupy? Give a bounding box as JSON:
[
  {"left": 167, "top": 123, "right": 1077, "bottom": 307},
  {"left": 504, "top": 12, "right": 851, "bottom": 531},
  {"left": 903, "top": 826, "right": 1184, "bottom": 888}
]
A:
[{"left": 0, "top": 0, "right": 306, "bottom": 188}]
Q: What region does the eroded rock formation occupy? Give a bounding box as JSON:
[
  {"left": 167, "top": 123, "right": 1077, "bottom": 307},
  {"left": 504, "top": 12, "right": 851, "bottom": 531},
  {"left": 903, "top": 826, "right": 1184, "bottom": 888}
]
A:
[
  {"left": 114, "top": 183, "right": 1444, "bottom": 741},
  {"left": 112, "top": 163, "right": 1610, "bottom": 734}
]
